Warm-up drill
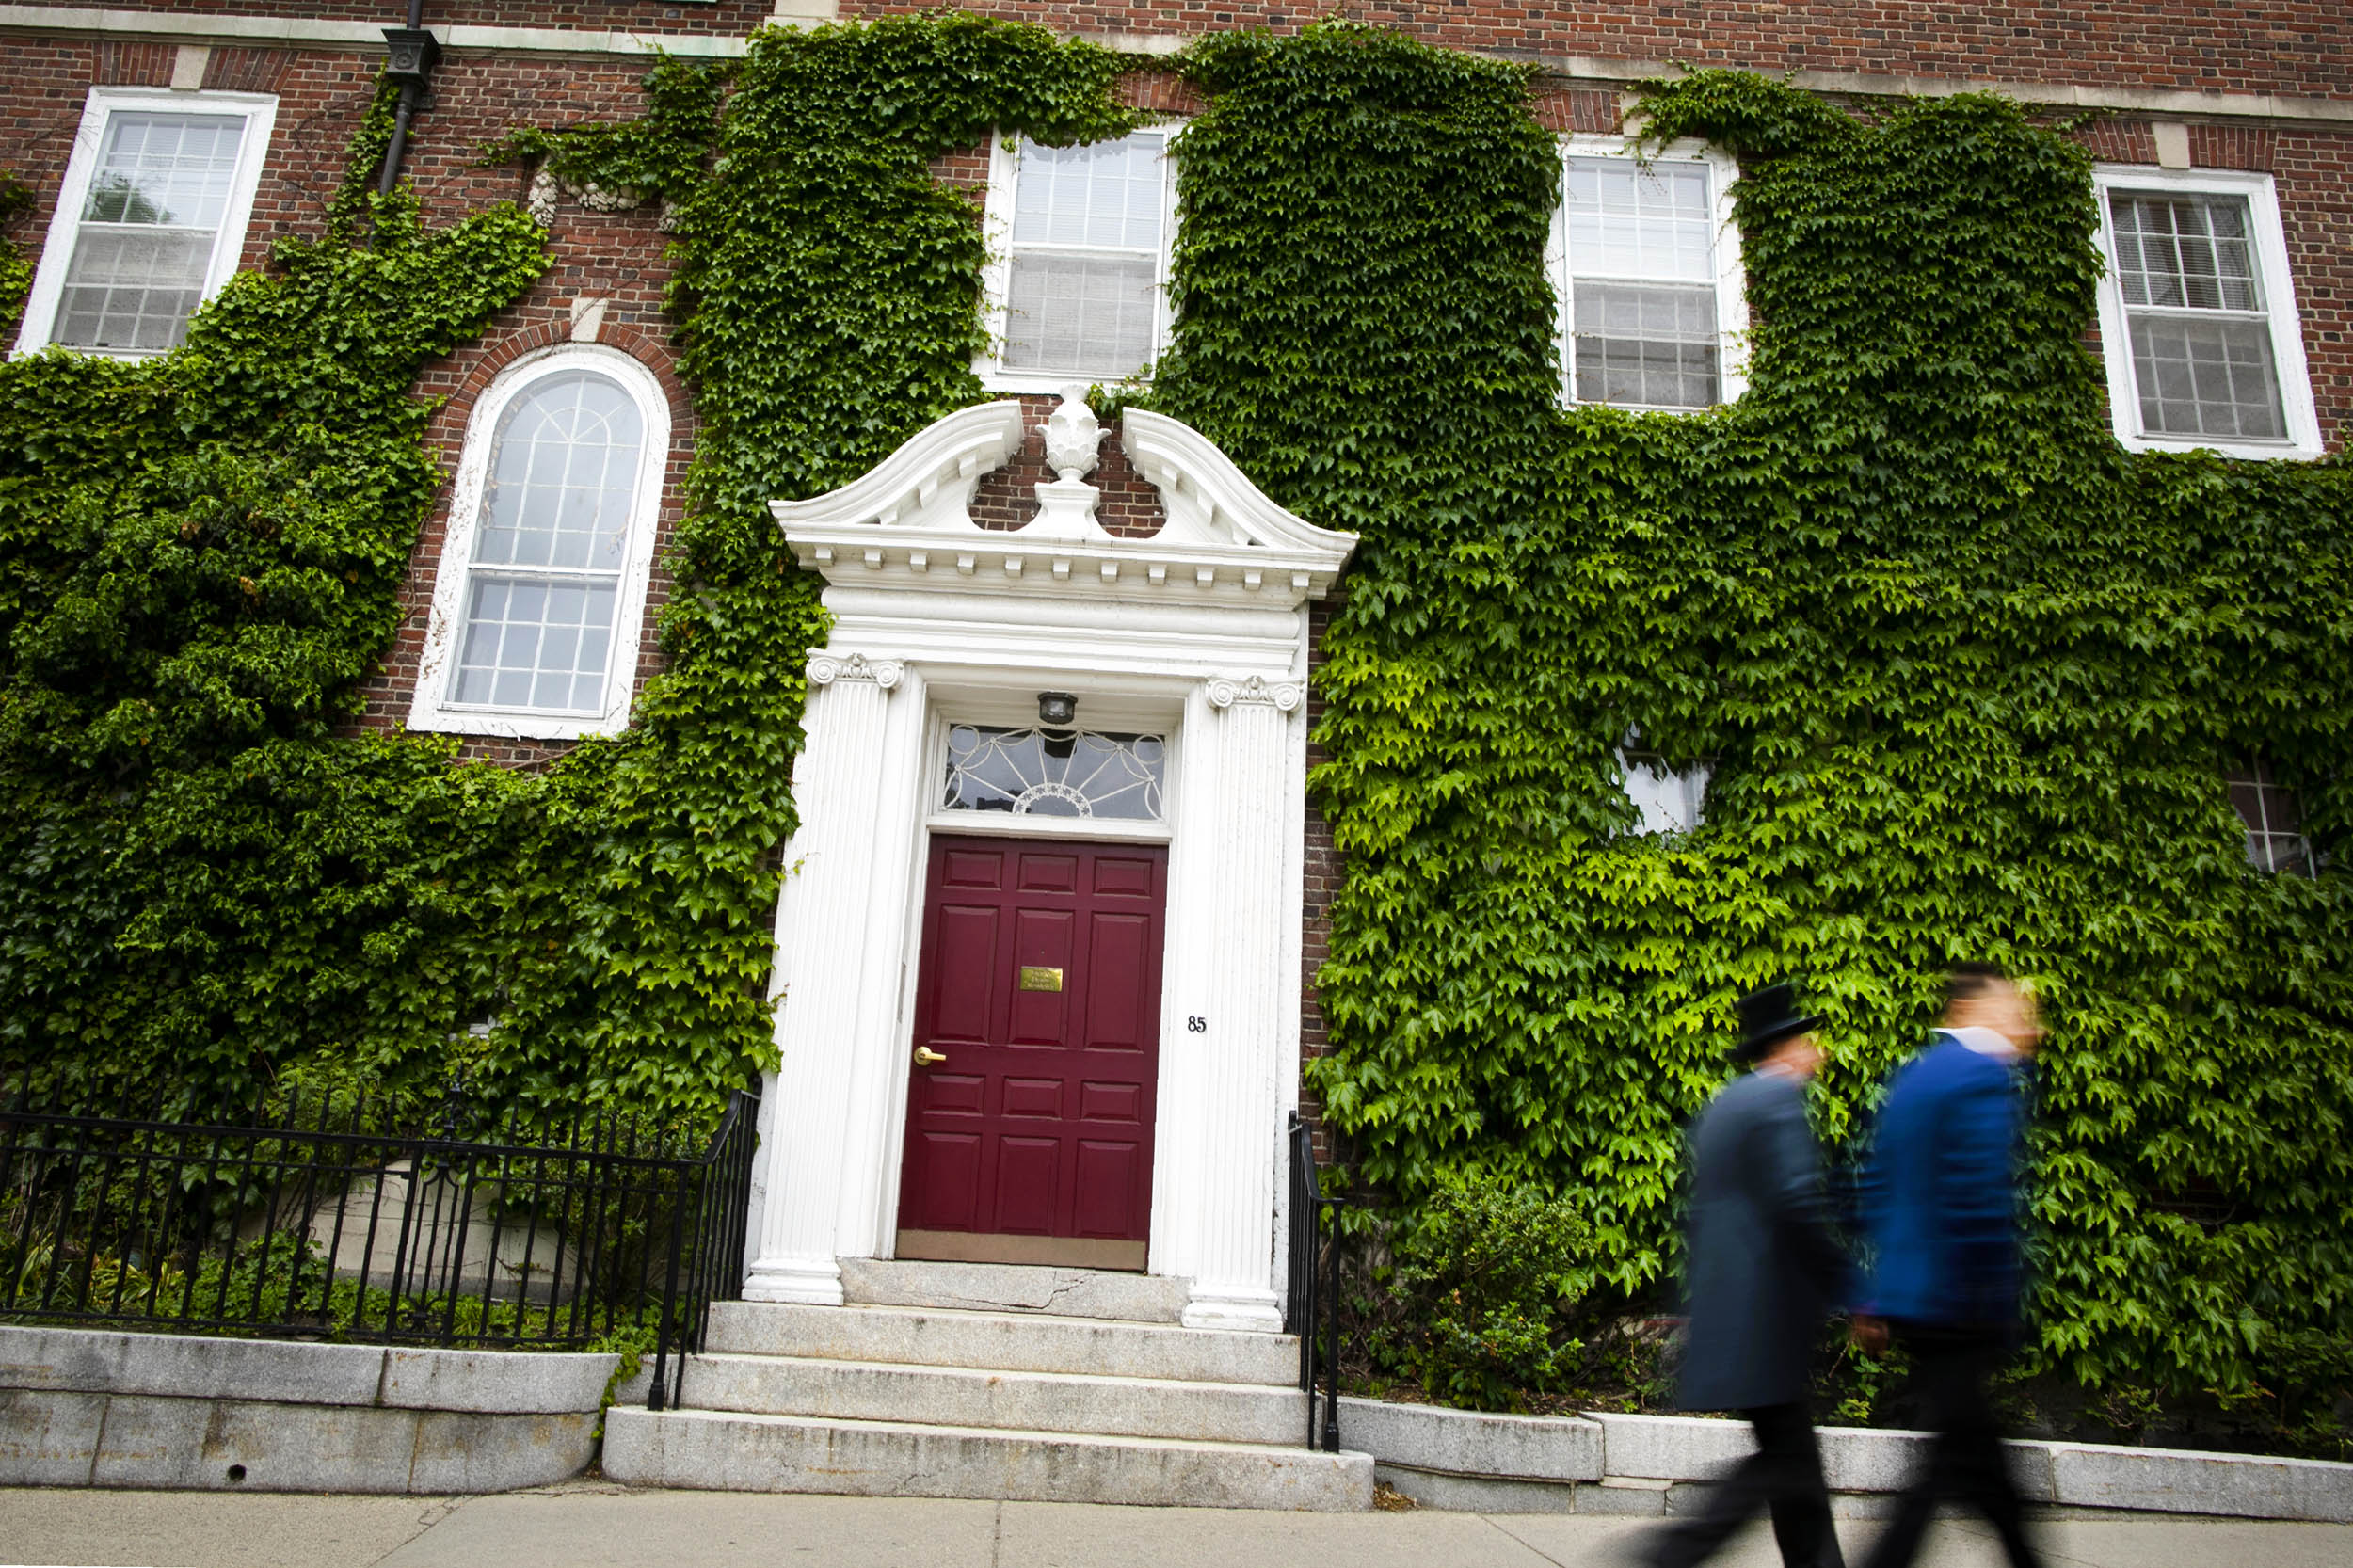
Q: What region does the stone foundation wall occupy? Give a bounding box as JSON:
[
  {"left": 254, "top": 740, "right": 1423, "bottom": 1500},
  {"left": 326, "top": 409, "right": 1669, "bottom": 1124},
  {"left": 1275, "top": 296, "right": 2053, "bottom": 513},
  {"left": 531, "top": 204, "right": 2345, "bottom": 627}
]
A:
[
  {"left": 1344, "top": 1400, "right": 2353, "bottom": 1525},
  {"left": 0, "top": 1325, "right": 617, "bottom": 1494}
]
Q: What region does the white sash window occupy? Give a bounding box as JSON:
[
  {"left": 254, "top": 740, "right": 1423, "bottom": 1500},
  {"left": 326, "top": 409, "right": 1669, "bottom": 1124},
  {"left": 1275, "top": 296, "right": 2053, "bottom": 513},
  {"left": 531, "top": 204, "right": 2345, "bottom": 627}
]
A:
[
  {"left": 979, "top": 128, "right": 1176, "bottom": 390},
  {"left": 1551, "top": 138, "right": 1747, "bottom": 411},
  {"left": 2091, "top": 167, "right": 2319, "bottom": 460},
  {"left": 14, "top": 88, "right": 277, "bottom": 359}
]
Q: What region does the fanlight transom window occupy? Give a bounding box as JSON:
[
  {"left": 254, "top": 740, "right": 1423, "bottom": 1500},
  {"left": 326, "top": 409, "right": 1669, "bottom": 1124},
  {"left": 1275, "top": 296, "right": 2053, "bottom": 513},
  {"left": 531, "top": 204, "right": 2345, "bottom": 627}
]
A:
[
  {"left": 942, "top": 726, "right": 1166, "bottom": 821},
  {"left": 449, "top": 371, "right": 645, "bottom": 715}
]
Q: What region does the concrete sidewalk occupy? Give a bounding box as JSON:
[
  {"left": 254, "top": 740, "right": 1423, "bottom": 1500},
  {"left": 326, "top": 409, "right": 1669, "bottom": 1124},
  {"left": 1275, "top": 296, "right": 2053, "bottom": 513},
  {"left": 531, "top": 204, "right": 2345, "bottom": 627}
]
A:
[{"left": 5, "top": 1483, "right": 2350, "bottom": 1568}]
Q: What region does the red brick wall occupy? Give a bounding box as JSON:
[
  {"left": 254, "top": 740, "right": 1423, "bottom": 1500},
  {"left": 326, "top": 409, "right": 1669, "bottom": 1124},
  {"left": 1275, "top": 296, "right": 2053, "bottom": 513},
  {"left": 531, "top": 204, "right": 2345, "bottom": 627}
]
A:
[
  {"left": 37, "top": 0, "right": 2353, "bottom": 104},
  {"left": 971, "top": 394, "right": 1169, "bottom": 538},
  {"left": 73, "top": 0, "right": 775, "bottom": 38}
]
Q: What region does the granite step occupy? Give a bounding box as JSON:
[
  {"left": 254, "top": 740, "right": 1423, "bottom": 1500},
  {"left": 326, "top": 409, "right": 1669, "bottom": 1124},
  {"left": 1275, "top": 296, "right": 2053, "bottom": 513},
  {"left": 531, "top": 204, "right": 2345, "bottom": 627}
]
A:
[
  {"left": 681, "top": 1352, "right": 1311, "bottom": 1447},
  {"left": 703, "top": 1301, "right": 1300, "bottom": 1387},
  {"left": 837, "top": 1258, "right": 1190, "bottom": 1324},
  {"left": 602, "top": 1406, "right": 1370, "bottom": 1511}
]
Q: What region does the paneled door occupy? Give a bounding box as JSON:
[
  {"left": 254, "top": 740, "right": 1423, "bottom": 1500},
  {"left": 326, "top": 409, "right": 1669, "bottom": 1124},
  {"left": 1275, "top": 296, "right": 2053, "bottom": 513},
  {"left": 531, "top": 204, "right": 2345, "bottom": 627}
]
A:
[{"left": 894, "top": 835, "right": 1166, "bottom": 1271}]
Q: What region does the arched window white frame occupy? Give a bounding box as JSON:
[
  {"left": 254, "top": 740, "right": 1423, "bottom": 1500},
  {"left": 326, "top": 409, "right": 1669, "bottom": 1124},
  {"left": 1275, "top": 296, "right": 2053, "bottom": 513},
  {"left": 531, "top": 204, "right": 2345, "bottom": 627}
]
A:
[{"left": 408, "top": 344, "right": 669, "bottom": 741}]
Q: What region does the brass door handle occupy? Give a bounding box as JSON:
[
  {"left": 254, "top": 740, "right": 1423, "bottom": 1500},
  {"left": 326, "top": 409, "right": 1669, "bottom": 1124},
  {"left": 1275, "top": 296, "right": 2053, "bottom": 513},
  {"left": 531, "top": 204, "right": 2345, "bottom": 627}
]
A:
[{"left": 913, "top": 1046, "right": 948, "bottom": 1067}]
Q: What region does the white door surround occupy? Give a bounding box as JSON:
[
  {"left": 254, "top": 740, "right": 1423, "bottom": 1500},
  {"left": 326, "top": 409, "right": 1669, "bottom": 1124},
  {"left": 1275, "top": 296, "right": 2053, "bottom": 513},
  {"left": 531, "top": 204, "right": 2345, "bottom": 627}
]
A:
[{"left": 743, "top": 393, "right": 1357, "bottom": 1332}]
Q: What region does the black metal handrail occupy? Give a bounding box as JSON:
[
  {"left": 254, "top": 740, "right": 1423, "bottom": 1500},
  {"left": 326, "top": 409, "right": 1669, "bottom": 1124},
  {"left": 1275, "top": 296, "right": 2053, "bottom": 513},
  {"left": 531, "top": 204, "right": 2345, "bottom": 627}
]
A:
[
  {"left": 0, "top": 1080, "right": 759, "bottom": 1410},
  {"left": 1286, "top": 1112, "right": 1342, "bottom": 1452}
]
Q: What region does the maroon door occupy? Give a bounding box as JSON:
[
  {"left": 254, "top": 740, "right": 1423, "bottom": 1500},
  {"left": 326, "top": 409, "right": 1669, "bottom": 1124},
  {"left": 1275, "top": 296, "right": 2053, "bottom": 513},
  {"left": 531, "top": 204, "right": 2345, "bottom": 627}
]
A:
[{"left": 895, "top": 834, "right": 1166, "bottom": 1271}]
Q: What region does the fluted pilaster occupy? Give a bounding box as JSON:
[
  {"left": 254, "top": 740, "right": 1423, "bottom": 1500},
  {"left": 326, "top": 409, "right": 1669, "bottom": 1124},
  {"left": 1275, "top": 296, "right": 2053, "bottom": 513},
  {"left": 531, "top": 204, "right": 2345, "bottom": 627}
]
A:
[
  {"left": 1168, "top": 674, "right": 1305, "bottom": 1332},
  {"left": 744, "top": 653, "right": 905, "bottom": 1304}
]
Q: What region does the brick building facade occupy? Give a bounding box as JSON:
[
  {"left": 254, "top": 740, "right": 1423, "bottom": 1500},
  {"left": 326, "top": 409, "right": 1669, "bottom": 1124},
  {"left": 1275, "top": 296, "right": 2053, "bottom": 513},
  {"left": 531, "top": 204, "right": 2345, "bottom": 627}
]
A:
[{"left": 2, "top": 1, "right": 2345, "bottom": 1306}]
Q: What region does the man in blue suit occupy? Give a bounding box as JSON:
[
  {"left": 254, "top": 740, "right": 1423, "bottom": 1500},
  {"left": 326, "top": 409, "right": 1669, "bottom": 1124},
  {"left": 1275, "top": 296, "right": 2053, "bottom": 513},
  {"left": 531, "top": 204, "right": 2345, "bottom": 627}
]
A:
[
  {"left": 1855, "top": 963, "right": 2045, "bottom": 1568},
  {"left": 1645, "top": 982, "right": 1851, "bottom": 1568}
]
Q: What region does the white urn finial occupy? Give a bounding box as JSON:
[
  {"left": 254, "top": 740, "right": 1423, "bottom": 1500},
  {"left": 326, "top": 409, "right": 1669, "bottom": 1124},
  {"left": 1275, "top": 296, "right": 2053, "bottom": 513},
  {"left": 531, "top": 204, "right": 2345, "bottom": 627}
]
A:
[{"left": 1041, "top": 385, "right": 1105, "bottom": 483}]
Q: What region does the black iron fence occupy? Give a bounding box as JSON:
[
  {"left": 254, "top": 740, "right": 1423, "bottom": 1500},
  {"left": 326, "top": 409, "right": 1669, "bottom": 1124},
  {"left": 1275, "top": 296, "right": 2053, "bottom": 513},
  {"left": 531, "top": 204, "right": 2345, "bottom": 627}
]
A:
[
  {"left": 0, "top": 1080, "right": 759, "bottom": 1411},
  {"left": 1286, "top": 1112, "right": 1343, "bottom": 1452}
]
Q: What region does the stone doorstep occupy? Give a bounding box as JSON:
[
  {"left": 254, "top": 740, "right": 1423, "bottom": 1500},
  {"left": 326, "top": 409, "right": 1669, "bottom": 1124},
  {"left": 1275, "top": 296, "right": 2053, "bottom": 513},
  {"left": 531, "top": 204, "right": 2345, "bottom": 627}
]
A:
[
  {"left": 600, "top": 1405, "right": 1373, "bottom": 1512},
  {"left": 681, "top": 1352, "right": 1309, "bottom": 1447},
  {"left": 0, "top": 1324, "right": 616, "bottom": 1415},
  {"left": 702, "top": 1300, "right": 1301, "bottom": 1386},
  {"left": 837, "top": 1257, "right": 1190, "bottom": 1324}
]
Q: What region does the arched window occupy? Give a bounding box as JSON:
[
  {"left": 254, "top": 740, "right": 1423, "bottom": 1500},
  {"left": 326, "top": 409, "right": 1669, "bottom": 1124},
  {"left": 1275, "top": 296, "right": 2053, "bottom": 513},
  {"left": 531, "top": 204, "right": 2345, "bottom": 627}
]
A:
[{"left": 408, "top": 345, "right": 669, "bottom": 739}]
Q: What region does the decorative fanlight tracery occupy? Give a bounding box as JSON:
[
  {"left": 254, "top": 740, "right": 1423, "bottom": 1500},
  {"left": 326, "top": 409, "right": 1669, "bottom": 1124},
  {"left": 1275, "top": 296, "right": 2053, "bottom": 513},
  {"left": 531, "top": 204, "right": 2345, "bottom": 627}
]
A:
[{"left": 941, "top": 725, "right": 1166, "bottom": 821}]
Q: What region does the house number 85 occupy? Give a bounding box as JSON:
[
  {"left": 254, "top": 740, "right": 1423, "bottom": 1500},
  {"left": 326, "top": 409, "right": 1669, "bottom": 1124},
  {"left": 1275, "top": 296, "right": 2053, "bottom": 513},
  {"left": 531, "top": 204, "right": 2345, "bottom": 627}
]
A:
[{"left": 1187, "top": 1016, "right": 1207, "bottom": 1033}]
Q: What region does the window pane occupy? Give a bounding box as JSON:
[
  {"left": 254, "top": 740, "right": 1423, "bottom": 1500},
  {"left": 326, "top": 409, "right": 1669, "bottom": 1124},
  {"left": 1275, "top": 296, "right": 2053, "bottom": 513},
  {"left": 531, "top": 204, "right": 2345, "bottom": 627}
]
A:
[
  {"left": 1013, "top": 136, "right": 1164, "bottom": 250},
  {"left": 1566, "top": 157, "right": 1714, "bottom": 282},
  {"left": 2128, "top": 312, "right": 2285, "bottom": 440},
  {"left": 451, "top": 574, "right": 619, "bottom": 714},
  {"left": 2109, "top": 194, "right": 2260, "bottom": 312},
  {"left": 2224, "top": 760, "right": 2315, "bottom": 877},
  {"left": 1003, "top": 252, "right": 1159, "bottom": 377},
  {"left": 474, "top": 373, "right": 645, "bottom": 569},
  {"left": 54, "top": 228, "right": 212, "bottom": 351},
  {"left": 1572, "top": 282, "right": 1720, "bottom": 408},
  {"left": 83, "top": 113, "right": 245, "bottom": 230},
  {"left": 942, "top": 727, "right": 1166, "bottom": 821}
]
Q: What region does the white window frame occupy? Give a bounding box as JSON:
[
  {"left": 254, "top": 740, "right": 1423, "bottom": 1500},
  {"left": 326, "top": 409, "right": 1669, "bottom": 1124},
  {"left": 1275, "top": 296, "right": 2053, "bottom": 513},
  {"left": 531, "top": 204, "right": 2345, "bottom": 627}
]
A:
[
  {"left": 12, "top": 86, "right": 279, "bottom": 360},
  {"left": 2089, "top": 166, "right": 2321, "bottom": 461},
  {"left": 1549, "top": 135, "right": 1749, "bottom": 411},
  {"left": 408, "top": 344, "right": 670, "bottom": 742},
  {"left": 974, "top": 124, "right": 1181, "bottom": 393}
]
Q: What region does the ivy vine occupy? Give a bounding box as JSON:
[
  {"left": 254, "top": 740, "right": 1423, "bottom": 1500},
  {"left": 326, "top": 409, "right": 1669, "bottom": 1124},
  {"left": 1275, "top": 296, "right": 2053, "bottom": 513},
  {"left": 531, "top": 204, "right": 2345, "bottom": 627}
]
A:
[
  {"left": 0, "top": 19, "right": 1140, "bottom": 1130},
  {"left": 1160, "top": 27, "right": 2349, "bottom": 1416},
  {"left": 2, "top": 15, "right": 2345, "bottom": 1426}
]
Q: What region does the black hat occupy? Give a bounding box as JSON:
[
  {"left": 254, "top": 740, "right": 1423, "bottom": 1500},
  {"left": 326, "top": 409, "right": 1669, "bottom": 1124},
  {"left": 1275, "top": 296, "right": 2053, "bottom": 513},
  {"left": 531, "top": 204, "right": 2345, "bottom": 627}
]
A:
[{"left": 1735, "top": 981, "right": 1821, "bottom": 1061}]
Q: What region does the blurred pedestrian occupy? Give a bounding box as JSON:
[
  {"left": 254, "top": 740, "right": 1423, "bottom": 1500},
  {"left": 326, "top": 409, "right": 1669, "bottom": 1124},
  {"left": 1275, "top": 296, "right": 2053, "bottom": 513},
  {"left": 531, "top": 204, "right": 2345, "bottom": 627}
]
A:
[
  {"left": 1643, "top": 981, "right": 1851, "bottom": 1568},
  {"left": 1852, "top": 963, "right": 2045, "bottom": 1568}
]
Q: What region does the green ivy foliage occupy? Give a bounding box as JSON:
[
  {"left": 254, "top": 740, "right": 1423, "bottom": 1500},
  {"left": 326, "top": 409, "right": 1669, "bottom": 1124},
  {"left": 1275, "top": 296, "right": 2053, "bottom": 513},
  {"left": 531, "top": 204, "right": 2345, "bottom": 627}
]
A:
[
  {"left": 0, "top": 177, "right": 31, "bottom": 344},
  {"left": 1156, "top": 28, "right": 2351, "bottom": 1404},
  {"left": 0, "top": 19, "right": 1143, "bottom": 1128},
  {"left": 0, "top": 90, "right": 552, "bottom": 1116},
  {"left": 5, "top": 10, "right": 2346, "bottom": 1413}
]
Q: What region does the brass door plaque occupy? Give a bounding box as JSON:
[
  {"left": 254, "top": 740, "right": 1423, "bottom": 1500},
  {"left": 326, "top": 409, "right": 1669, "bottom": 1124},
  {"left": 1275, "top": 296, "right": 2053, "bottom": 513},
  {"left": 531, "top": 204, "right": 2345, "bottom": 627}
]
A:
[{"left": 1017, "top": 966, "right": 1064, "bottom": 993}]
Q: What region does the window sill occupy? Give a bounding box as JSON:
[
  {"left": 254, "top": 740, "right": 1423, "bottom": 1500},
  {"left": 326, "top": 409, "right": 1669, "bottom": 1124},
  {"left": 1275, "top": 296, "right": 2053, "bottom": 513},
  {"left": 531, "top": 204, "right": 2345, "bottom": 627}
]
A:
[
  {"left": 2112, "top": 430, "right": 2324, "bottom": 462},
  {"left": 976, "top": 363, "right": 1151, "bottom": 397},
  {"left": 407, "top": 708, "right": 627, "bottom": 743}
]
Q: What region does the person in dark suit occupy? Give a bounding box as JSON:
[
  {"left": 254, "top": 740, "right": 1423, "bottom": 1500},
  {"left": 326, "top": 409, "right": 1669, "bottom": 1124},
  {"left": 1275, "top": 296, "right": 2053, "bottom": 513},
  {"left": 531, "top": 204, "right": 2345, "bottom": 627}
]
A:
[
  {"left": 1644, "top": 982, "right": 1852, "bottom": 1568},
  {"left": 1852, "top": 964, "right": 2046, "bottom": 1568}
]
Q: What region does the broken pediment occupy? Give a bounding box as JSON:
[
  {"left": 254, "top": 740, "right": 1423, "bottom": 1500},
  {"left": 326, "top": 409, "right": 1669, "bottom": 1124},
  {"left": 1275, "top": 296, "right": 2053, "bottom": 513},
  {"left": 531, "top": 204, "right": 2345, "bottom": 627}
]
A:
[{"left": 769, "top": 392, "right": 1357, "bottom": 610}]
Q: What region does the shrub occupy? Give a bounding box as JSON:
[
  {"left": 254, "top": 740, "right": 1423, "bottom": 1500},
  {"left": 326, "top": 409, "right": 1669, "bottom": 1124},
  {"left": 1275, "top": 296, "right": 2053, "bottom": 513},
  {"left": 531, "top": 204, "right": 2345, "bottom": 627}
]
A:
[{"left": 1373, "top": 1168, "right": 1593, "bottom": 1409}]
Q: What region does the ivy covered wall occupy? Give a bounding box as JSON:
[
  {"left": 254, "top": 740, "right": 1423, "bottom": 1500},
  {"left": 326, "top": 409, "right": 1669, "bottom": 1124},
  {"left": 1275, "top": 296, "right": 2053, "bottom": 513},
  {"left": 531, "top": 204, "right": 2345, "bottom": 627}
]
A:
[
  {"left": 1148, "top": 30, "right": 2351, "bottom": 1411},
  {"left": 0, "top": 17, "right": 2345, "bottom": 1418}
]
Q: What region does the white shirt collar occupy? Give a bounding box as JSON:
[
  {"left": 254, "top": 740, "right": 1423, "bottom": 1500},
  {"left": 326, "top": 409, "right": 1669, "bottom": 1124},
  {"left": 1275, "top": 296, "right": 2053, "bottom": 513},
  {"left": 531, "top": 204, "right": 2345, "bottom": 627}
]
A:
[{"left": 1945, "top": 1024, "right": 2021, "bottom": 1061}]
